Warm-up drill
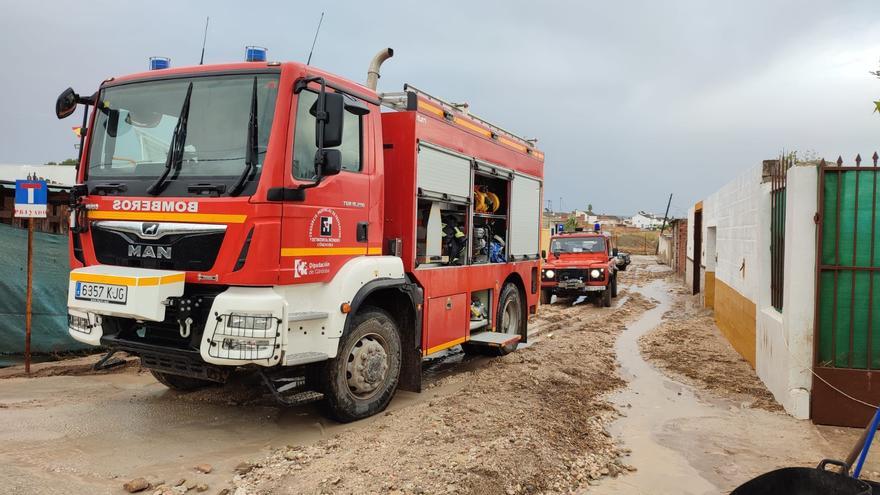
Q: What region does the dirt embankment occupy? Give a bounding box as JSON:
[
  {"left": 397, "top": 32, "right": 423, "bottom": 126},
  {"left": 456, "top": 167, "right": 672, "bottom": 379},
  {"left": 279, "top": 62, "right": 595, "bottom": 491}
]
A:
[
  {"left": 234, "top": 293, "right": 656, "bottom": 494},
  {"left": 639, "top": 291, "right": 782, "bottom": 412}
]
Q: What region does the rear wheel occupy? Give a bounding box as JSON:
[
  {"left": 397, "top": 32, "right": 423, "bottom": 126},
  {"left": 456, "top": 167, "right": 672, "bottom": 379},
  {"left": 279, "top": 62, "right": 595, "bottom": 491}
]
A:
[
  {"left": 462, "top": 283, "right": 524, "bottom": 356},
  {"left": 150, "top": 369, "right": 217, "bottom": 392},
  {"left": 540, "top": 288, "right": 553, "bottom": 305},
  {"left": 323, "top": 307, "right": 401, "bottom": 423}
]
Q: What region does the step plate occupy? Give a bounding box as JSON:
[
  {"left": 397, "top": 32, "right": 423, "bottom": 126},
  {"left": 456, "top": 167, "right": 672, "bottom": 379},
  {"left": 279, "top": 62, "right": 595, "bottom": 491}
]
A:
[{"left": 468, "top": 331, "right": 522, "bottom": 347}]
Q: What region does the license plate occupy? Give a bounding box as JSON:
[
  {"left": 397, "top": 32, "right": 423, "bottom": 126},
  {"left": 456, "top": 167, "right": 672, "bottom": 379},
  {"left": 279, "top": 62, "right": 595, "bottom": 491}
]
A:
[{"left": 75, "top": 281, "right": 128, "bottom": 305}]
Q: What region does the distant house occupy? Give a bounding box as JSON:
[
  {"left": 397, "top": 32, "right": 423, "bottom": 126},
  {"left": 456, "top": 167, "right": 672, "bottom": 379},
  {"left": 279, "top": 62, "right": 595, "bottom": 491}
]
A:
[
  {"left": 630, "top": 211, "right": 665, "bottom": 229},
  {"left": 596, "top": 214, "right": 624, "bottom": 227},
  {"left": 572, "top": 210, "right": 597, "bottom": 224}
]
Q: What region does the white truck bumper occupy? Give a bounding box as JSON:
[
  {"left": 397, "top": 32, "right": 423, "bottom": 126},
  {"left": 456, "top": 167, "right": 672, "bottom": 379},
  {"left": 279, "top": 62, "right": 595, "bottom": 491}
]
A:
[{"left": 67, "top": 265, "right": 185, "bottom": 346}]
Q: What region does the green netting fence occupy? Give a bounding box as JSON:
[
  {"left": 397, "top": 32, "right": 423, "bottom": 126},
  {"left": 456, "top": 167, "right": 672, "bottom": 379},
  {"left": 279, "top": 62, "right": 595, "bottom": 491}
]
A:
[
  {"left": 0, "top": 222, "right": 86, "bottom": 357},
  {"left": 817, "top": 160, "right": 880, "bottom": 369}
]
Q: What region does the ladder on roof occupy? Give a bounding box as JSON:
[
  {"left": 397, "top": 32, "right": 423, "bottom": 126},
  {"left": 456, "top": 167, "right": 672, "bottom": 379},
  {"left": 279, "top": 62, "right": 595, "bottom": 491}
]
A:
[{"left": 379, "top": 84, "right": 539, "bottom": 151}]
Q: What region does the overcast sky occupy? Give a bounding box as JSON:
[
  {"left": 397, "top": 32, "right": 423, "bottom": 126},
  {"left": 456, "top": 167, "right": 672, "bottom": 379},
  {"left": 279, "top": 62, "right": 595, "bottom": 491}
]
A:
[{"left": 3, "top": 1, "right": 880, "bottom": 216}]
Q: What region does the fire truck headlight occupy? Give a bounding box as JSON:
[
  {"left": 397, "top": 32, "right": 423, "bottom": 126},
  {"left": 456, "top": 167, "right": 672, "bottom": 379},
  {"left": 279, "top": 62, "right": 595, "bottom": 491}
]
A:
[
  {"left": 544, "top": 269, "right": 555, "bottom": 279},
  {"left": 590, "top": 269, "right": 602, "bottom": 279},
  {"left": 221, "top": 337, "right": 274, "bottom": 358},
  {"left": 227, "top": 312, "right": 274, "bottom": 331}
]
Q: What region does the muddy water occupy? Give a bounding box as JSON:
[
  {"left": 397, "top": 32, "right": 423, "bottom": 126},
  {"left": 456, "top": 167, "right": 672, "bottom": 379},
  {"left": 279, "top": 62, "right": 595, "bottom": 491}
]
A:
[{"left": 590, "top": 279, "right": 722, "bottom": 494}]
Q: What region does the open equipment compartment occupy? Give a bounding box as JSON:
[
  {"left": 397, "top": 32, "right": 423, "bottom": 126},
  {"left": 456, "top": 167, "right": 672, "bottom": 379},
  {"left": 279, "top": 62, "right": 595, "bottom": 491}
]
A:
[{"left": 471, "top": 168, "right": 510, "bottom": 264}]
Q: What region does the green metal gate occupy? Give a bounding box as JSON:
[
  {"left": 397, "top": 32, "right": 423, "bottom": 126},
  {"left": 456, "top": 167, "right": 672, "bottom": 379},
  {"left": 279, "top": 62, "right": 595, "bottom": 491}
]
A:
[{"left": 812, "top": 154, "right": 880, "bottom": 426}]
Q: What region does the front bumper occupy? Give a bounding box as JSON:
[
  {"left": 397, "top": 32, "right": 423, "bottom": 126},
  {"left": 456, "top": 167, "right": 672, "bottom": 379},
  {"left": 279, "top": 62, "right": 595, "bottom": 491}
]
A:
[{"left": 67, "top": 266, "right": 286, "bottom": 368}]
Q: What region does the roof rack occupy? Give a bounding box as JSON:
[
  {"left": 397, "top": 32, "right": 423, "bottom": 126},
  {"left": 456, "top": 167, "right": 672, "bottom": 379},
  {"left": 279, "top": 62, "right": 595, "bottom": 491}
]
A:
[{"left": 379, "top": 84, "right": 540, "bottom": 153}]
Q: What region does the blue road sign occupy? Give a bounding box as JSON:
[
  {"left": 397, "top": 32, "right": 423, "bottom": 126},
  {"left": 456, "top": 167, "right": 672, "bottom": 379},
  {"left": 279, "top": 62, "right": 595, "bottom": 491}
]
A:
[{"left": 14, "top": 180, "right": 48, "bottom": 218}]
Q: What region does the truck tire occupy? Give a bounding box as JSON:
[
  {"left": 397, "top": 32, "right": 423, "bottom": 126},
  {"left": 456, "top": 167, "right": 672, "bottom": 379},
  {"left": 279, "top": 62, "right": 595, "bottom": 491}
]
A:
[
  {"left": 611, "top": 274, "right": 618, "bottom": 298},
  {"left": 323, "top": 307, "right": 401, "bottom": 423},
  {"left": 602, "top": 286, "right": 612, "bottom": 307},
  {"left": 150, "top": 369, "right": 217, "bottom": 392},
  {"left": 463, "top": 283, "right": 524, "bottom": 356},
  {"left": 540, "top": 288, "right": 553, "bottom": 305}
]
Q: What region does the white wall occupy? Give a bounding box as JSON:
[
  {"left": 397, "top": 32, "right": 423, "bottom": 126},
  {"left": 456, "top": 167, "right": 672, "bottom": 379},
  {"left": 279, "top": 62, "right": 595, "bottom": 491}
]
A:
[
  {"left": 0, "top": 164, "right": 76, "bottom": 185},
  {"left": 692, "top": 161, "right": 818, "bottom": 419},
  {"left": 755, "top": 164, "right": 818, "bottom": 419},
  {"left": 702, "top": 164, "right": 762, "bottom": 302}
]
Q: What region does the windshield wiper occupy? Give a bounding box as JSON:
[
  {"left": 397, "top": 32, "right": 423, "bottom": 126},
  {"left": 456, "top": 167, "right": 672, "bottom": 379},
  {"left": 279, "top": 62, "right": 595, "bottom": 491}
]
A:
[
  {"left": 229, "top": 77, "right": 259, "bottom": 197},
  {"left": 147, "top": 82, "right": 194, "bottom": 195}
]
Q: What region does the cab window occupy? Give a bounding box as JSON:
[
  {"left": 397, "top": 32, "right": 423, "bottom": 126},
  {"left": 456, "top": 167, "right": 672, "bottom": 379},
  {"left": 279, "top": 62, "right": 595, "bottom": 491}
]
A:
[{"left": 292, "top": 90, "right": 362, "bottom": 180}]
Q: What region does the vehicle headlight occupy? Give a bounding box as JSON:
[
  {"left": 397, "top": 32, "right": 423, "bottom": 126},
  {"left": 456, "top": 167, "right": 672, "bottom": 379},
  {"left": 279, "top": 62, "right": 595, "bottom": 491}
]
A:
[
  {"left": 227, "top": 312, "right": 274, "bottom": 331},
  {"left": 590, "top": 269, "right": 602, "bottom": 279},
  {"left": 221, "top": 338, "right": 273, "bottom": 352},
  {"left": 544, "top": 269, "right": 555, "bottom": 279}
]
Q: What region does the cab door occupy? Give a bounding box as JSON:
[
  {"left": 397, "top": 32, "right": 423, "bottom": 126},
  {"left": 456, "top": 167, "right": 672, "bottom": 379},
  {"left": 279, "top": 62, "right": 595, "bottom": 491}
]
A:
[{"left": 279, "top": 86, "right": 379, "bottom": 285}]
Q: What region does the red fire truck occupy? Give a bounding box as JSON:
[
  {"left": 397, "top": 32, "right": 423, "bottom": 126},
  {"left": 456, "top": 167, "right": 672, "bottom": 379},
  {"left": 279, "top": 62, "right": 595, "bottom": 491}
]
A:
[
  {"left": 540, "top": 229, "right": 619, "bottom": 307},
  {"left": 55, "top": 48, "right": 544, "bottom": 421}
]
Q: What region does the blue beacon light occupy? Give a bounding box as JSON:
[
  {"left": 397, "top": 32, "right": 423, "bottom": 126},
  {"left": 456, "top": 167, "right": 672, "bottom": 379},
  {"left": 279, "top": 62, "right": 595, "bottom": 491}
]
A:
[
  {"left": 149, "top": 57, "right": 170, "bottom": 70},
  {"left": 245, "top": 46, "right": 267, "bottom": 62}
]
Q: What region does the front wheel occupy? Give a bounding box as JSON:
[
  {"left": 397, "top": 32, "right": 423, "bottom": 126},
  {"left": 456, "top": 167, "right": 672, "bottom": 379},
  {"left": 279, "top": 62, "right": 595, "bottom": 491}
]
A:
[
  {"left": 602, "top": 286, "right": 612, "bottom": 307},
  {"left": 611, "top": 274, "right": 618, "bottom": 298},
  {"left": 322, "top": 307, "right": 401, "bottom": 423},
  {"left": 540, "top": 288, "right": 553, "bottom": 305}
]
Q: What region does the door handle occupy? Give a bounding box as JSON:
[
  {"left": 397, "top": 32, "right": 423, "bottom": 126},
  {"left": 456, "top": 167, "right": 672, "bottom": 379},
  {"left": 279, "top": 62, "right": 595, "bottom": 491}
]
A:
[
  {"left": 445, "top": 298, "right": 453, "bottom": 310},
  {"left": 357, "top": 222, "right": 369, "bottom": 243}
]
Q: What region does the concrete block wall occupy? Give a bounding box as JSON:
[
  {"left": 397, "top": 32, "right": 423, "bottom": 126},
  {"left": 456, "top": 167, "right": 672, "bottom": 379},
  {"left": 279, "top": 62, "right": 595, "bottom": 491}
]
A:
[
  {"left": 700, "top": 165, "right": 763, "bottom": 366},
  {"left": 755, "top": 164, "right": 817, "bottom": 419},
  {"left": 688, "top": 162, "right": 818, "bottom": 419}
]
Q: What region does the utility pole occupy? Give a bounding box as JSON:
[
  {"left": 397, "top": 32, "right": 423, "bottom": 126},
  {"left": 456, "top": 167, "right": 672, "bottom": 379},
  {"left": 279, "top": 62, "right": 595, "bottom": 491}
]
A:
[{"left": 655, "top": 193, "right": 673, "bottom": 255}]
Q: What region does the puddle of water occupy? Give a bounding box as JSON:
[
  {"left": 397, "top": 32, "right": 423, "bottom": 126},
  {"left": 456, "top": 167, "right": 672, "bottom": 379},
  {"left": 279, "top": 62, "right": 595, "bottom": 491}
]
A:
[{"left": 589, "top": 280, "right": 722, "bottom": 495}]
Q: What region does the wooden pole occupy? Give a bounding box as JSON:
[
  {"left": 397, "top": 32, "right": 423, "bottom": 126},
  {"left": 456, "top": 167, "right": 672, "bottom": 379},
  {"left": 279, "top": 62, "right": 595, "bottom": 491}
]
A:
[{"left": 25, "top": 217, "right": 33, "bottom": 374}]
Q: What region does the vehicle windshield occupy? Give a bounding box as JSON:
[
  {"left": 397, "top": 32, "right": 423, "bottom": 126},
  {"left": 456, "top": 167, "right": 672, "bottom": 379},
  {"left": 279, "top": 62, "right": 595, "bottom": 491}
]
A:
[
  {"left": 551, "top": 237, "right": 606, "bottom": 253},
  {"left": 86, "top": 73, "right": 279, "bottom": 195}
]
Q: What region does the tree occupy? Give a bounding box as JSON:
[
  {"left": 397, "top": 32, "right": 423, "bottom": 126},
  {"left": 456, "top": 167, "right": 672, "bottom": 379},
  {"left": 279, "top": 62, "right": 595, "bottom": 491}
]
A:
[
  {"left": 564, "top": 217, "right": 578, "bottom": 232},
  {"left": 45, "top": 158, "right": 78, "bottom": 166}
]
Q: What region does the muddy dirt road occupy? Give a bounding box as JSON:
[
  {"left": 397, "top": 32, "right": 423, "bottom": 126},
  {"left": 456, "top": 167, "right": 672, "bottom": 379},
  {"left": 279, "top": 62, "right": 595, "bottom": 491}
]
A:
[
  {"left": 590, "top": 266, "right": 880, "bottom": 494},
  {"left": 0, "top": 260, "right": 662, "bottom": 495},
  {"left": 4, "top": 257, "right": 876, "bottom": 495}
]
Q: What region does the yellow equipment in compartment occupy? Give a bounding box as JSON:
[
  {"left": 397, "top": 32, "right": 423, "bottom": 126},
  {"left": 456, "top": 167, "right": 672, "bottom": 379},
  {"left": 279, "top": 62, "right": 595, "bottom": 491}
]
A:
[{"left": 474, "top": 186, "right": 501, "bottom": 213}]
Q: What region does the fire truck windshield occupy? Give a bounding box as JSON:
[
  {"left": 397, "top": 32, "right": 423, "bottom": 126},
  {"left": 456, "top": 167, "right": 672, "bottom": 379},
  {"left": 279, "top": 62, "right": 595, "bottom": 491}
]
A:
[
  {"left": 85, "top": 73, "right": 279, "bottom": 196},
  {"left": 550, "top": 237, "right": 606, "bottom": 254}
]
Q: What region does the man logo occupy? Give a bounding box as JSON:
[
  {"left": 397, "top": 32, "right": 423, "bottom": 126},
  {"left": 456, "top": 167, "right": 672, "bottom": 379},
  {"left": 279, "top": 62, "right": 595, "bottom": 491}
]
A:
[
  {"left": 294, "top": 259, "right": 309, "bottom": 278},
  {"left": 128, "top": 244, "right": 171, "bottom": 259},
  {"left": 141, "top": 222, "right": 160, "bottom": 238},
  {"left": 320, "top": 216, "right": 333, "bottom": 237}
]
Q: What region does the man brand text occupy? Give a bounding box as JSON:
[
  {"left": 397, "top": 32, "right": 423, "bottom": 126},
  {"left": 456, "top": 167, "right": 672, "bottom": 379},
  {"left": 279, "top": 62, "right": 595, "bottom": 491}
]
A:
[
  {"left": 128, "top": 244, "right": 172, "bottom": 259},
  {"left": 112, "top": 200, "right": 199, "bottom": 213}
]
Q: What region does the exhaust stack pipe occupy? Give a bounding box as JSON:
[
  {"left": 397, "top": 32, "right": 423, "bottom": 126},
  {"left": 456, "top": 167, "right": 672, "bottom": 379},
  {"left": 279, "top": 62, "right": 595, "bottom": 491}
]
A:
[{"left": 366, "top": 47, "right": 394, "bottom": 90}]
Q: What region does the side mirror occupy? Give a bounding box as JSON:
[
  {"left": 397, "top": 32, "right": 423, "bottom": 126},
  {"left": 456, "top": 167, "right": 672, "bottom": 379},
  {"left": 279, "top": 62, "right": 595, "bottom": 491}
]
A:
[
  {"left": 541, "top": 250, "right": 547, "bottom": 260},
  {"left": 56, "top": 88, "right": 78, "bottom": 119},
  {"left": 312, "top": 91, "right": 344, "bottom": 148},
  {"left": 316, "top": 149, "right": 342, "bottom": 177}
]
